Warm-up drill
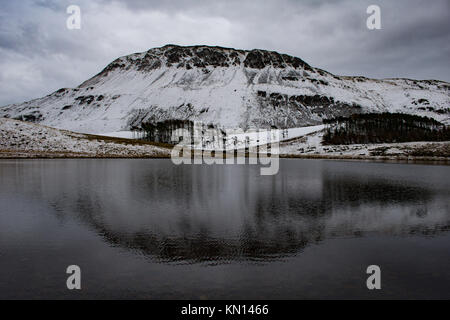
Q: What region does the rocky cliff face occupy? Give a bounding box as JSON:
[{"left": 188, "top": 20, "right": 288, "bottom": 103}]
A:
[{"left": 1, "top": 44, "right": 449, "bottom": 134}]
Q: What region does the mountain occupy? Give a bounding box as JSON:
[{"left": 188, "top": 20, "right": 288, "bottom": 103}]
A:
[{"left": 1, "top": 44, "right": 449, "bottom": 134}]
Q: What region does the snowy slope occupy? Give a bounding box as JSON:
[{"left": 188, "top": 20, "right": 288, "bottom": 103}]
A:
[
  {"left": 279, "top": 129, "right": 449, "bottom": 159},
  {"left": 1, "top": 44, "right": 449, "bottom": 134},
  {"left": 102, "top": 124, "right": 325, "bottom": 149},
  {"left": 0, "top": 118, "right": 170, "bottom": 158}
]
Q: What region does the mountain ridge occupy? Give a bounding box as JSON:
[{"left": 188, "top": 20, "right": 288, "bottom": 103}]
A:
[{"left": 1, "top": 44, "right": 449, "bottom": 134}]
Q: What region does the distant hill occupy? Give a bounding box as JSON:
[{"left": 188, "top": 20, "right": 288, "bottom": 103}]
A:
[{"left": 0, "top": 44, "right": 449, "bottom": 134}]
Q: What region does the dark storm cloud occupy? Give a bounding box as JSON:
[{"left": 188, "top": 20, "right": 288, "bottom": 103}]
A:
[{"left": 0, "top": 0, "right": 449, "bottom": 106}]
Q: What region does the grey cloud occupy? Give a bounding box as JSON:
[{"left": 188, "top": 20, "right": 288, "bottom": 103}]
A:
[{"left": 0, "top": 0, "right": 449, "bottom": 106}]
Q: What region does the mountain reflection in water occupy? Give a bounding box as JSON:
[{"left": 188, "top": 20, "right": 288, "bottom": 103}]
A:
[{"left": 2, "top": 159, "right": 448, "bottom": 264}]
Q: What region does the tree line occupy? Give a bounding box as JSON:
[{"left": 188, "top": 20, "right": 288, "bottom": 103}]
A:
[{"left": 322, "top": 113, "right": 450, "bottom": 145}]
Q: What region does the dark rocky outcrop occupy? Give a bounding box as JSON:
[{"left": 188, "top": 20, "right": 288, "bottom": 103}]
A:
[
  {"left": 253, "top": 92, "right": 363, "bottom": 128},
  {"left": 14, "top": 111, "right": 43, "bottom": 122},
  {"left": 91, "top": 45, "right": 315, "bottom": 82},
  {"left": 75, "top": 95, "right": 95, "bottom": 105},
  {"left": 243, "top": 49, "right": 312, "bottom": 70}
]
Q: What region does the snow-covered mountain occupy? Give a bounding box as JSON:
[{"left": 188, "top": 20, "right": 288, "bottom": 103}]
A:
[{"left": 1, "top": 44, "right": 449, "bottom": 134}]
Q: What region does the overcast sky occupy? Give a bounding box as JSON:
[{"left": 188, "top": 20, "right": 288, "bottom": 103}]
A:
[{"left": 0, "top": 0, "right": 449, "bottom": 106}]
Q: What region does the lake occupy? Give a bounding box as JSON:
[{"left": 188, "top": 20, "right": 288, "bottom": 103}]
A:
[{"left": 0, "top": 159, "right": 449, "bottom": 299}]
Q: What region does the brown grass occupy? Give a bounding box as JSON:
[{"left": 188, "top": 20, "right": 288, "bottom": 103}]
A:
[{"left": 0, "top": 149, "right": 171, "bottom": 159}]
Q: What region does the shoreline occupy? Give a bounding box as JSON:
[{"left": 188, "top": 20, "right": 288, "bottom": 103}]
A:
[
  {"left": 279, "top": 153, "right": 450, "bottom": 165},
  {"left": 1, "top": 150, "right": 449, "bottom": 165}
]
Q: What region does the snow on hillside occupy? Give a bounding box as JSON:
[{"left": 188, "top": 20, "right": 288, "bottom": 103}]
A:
[
  {"left": 279, "top": 129, "right": 450, "bottom": 159},
  {"left": 0, "top": 118, "right": 170, "bottom": 158},
  {"left": 1, "top": 45, "right": 449, "bottom": 135},
  {"left": 1, "top": 117, "right": 448, "bottom": 160},
  {"left": 103, "top": 124, "right": 325, "bottom": 150},
  {"left": 206, "top": 124, "right": 326, "bottom": 150}
]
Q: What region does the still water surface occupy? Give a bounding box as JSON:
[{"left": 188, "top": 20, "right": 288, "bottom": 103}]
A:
[{"left": 0, "top": 159, "right": 449, "bottom": 299}]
